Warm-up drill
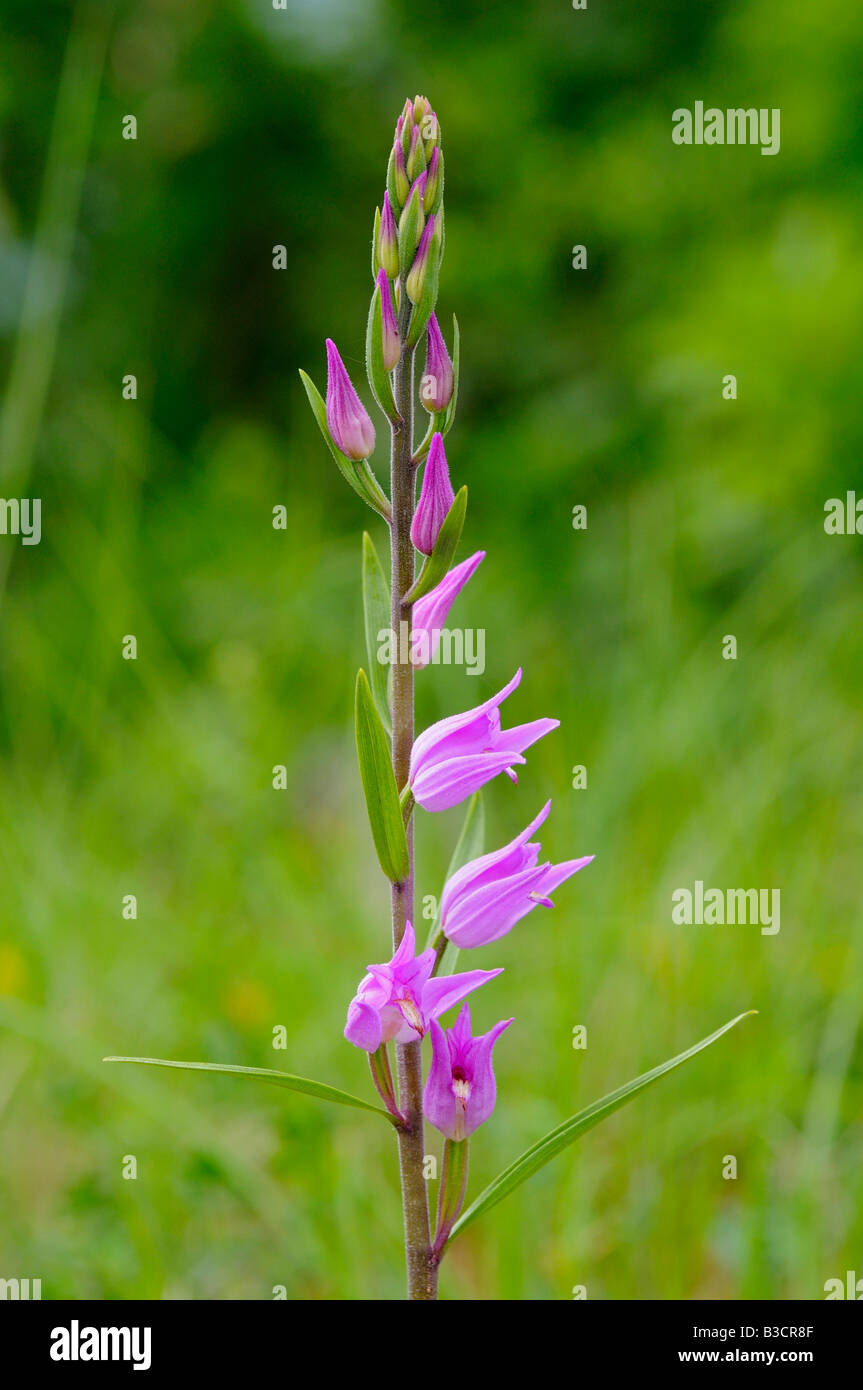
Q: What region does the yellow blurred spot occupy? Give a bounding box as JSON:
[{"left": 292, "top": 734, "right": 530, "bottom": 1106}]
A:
[
  {"left": 0, "top": 945, "right": 28, "bottom": 997},
  {"left": 224, "top": 979, "right": 272, "bottom": 1028}
]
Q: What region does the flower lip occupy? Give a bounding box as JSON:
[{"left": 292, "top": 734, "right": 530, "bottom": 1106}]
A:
[
  {"left": 424, "top": 1006, "right": 514, "bottom": 1141},
  {"left": 344, "top": 922, "right": 503, "bottom": 1051}
]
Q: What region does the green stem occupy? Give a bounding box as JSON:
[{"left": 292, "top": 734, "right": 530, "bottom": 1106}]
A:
[
  {"left": 390, "top": 284, "right": 437, "bottom": 1300},
  {"left": 433, "top": 1137, "right": 470, "bottom": 1260}
]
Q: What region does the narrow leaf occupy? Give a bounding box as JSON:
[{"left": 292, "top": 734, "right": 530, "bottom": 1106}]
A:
[
  {"left": 355, "top": 668, "right": 410, "bottom": 883},
  {"left": 448, "top": 1011, "right": 757, "bottom": 1243},
  {"left": 371, "top": 205, "right": 381, "bottom": 281},
  {"left": 412, "top": 412, "right": 439, "bottom": 466},
  {"left": 404, "top": 485, "right": 467, "bottom": 604},
  {"left": 362, "top": 532, "right": 392, "bottom": 731},
  {"left": 299, "top": 369, "right": 392, "bottom": 522},
  {"left": 103, "top": 1057, "right": 393, "bottom": 1120}
]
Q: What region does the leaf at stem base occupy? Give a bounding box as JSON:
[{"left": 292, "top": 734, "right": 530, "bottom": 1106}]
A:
[
  {"left": 446, "top": 1010, "right": 758, "bottom": 1246},
  {"left": 103, "top": 1056, "right": 394, "bottom": 1121}
]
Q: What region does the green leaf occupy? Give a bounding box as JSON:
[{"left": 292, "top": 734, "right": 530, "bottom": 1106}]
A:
[
  {"left": 448, "top": 1011, "right": 758, "bottom": 1244},
  {"left": 404, "top": 485, "right": 467, "bottom": 604},
  {"left": 371, "top": 204, "right": 381, "bottom": 281},
  {"left": 355, "top": 669, "right": 410, "bottom": 883},
  {"left": 365, "top": 280, "right": 398, "bottom": 421},
  {"left": 299, "top": 369, "right": 392, "bottom": 522},
  {"left": 425, "top": 791, "right": 485, "bottom": 972},
  {"left": 412, "top": 412, "right": 440, "bottom": 466},
  {"left": 362, "top": 532, "right": 392, "bottom": 732},
  {"left": 103, "top": 1057, "right": 393, "bottom": 1121}
]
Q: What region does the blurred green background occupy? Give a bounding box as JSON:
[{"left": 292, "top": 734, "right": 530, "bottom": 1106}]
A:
[{"left": 0, "top": 0, "right": 861, "bottom": 1300}]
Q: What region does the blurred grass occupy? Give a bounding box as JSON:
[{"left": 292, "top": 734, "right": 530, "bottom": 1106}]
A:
[{"left": 0, "top": 0, "right": 860, "bottom": 1299}]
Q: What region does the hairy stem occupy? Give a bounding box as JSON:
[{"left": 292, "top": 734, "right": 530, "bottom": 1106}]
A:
[{"left": 391, "top": 286, "right": 437, "bottom": 1300}]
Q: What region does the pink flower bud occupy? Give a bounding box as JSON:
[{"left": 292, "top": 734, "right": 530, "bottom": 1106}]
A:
[
  {"left": 406, "top": 123, "right": 426, "bottom": 181},
  {"left": 424, "top": 146, "right": 442, "bottom": 212},
  {"left": 392, "top": 141, "right": 410, "bottom": 206},
  {"left": 422, "top": 110, "right": 440, "bottom": 161},
  {"left": 410, "top": 432, "right": 454, "bottom": 554},
  {"left": 378, "top": 192, "right": 399, "bottom": 280},
  {"left": 325, "top": 338, "right": 376, "bottom": 460},
  {"left": 376, "top": 269, "right": 400, "bottom": 372},
  {"left": 420, "top": 314, "right": 454, "bottom": 413},
  {"left": 405, "top": 212, "right": 436, "bottom": 304}
]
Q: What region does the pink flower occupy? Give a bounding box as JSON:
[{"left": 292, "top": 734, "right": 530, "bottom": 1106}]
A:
[
  {"left": 424, "top": 1005, "right": 513, "bottom": 1141},
  {"left": 411, "top": 551, "right": 485, "bottom": 668},
  {"left": 410, "top": 432, "right": 454, "bottom": 554},
  {"left": 440, "top": 801, "right": 594, "bottom": 948},
  {"left": 378, "top": 194, "right": 399, "bottom": 280},
  {"left": 325, "top": 338, "right": 376, "bottom": 460},
  {"left": 405, "top": 212, "right": 436, "bottom": 303},
  {"left": 421, "top": 315, "right": 454, "bottom": 412},
  {"left": 344, "top": 922, "right": 502, "bottom": 1052},
  {"left": 376, "top": 269, "right": 400, "bottom": 372},
  {"left": 409, "top": 669, "right": 559, "bottom": 812}
]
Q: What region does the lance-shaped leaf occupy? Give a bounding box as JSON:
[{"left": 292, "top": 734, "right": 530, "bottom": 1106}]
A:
[
  {"left": 371, "top": 204, "right": 381, "bottom": 281},
  {"left": 365, "top": 279, "right": 398, "bottom": 421},
  {"left": 426, "top": 790, "right": 485, "bottom": 974},
  {"left": 299, "top": 369, "right": 392, "bottom": 522},
  {"left": 362, "top": 532, "right": 392, "bottom": 732},
  {"left": 103, "top": 1057, "right": 394, "bottom": 1121},
  {"left": 355, "top": 668, "right": 410, "bottom": 883},
  {"left": 404, "top": 485, "right": 467, "bottom": 604},
  {"left": 447, "top": 1011, "right": 757, "bottom": 1245}
]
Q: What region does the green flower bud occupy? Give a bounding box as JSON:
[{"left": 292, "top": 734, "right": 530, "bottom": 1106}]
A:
[
  {"left": 406, "top": 124, "right": 427, "bottom": 182},
  {"left": 387, "top": 141, "right": 410, "bottom": 214},
  {"left": 398, "top": 178, "right": 425, "bottom": 277},
  {"left": 406, "top": 213, "right": 437, "bottom": 305},
  {"left": 377, "top": 192, "right": 400, "bottom": 280},
  {"left": 424, "top": 146, "right": 443, "bottom": 215}
]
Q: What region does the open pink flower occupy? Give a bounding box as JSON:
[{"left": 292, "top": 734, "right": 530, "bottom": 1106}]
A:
[
  {"left": 344, "top": 922, "right": 502, "bottom": 1052},
  {"left": 440, "top": 801, "right": 594, "bottom": 948},
  {"left": 424, "top": 1005, "right": 513, "bottom": 1141},
  {"left": 408, "top": 669, "right": 559, "bottom": 812},
  {"left": 410, "top": 551, "right": 485, "bottom": 668}
]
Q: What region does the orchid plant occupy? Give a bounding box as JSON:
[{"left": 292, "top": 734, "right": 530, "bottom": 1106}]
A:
[{"left": 106, "top": 97, "right": 754, "bottom": 1301}]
